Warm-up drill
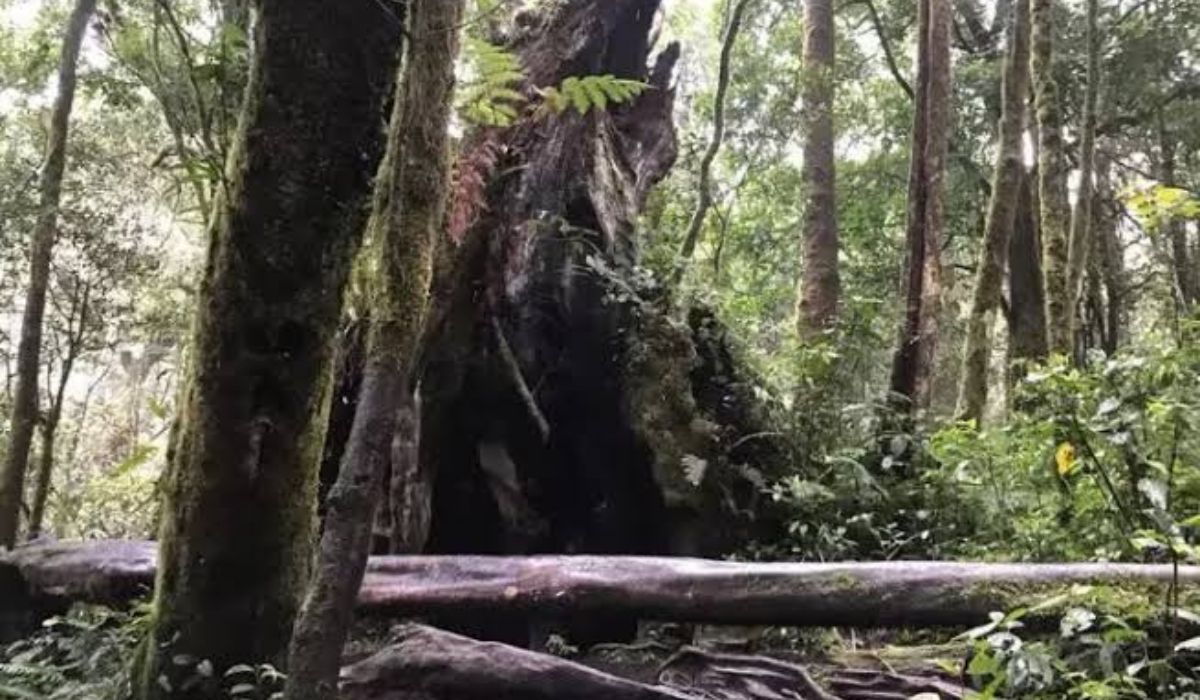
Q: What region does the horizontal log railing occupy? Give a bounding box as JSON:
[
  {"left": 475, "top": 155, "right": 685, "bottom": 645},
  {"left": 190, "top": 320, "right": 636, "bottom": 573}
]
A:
[{"left": 3, "top": 540, "right": 1197, "bottom": 629}]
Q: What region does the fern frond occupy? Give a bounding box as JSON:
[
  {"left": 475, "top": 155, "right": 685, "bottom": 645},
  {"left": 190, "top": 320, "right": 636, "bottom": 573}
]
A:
[
  {"left": 458, "top": 38, "right": 527, "bottom": 127},
  {"left": 537, "top": 74, "right": 650, "bottom": 117}
]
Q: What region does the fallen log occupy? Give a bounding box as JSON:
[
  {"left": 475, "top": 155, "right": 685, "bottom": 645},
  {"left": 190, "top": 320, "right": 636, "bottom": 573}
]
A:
[{"left": 3, "top": 540, "right": 1199, "bottom": 630}]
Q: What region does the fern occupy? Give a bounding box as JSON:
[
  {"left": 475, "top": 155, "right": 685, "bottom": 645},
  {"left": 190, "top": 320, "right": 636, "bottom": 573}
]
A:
[
  {"left": 458, "top": 38, "right": 527, "bottom": 127},
  {"left": 536, "top": 74, "right": 649, "bottom": 117}
]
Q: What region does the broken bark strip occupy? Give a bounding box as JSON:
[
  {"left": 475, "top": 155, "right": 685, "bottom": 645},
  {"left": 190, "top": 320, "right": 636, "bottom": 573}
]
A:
[
  {"left": 5, "top": 541, "right": 1200, "bottom": 629},
  {"left": 341, "top": 623, "right": 692, "bottom": 700},
  {"left": 341, "top": 624, "right": 967, "bottom": 700}
]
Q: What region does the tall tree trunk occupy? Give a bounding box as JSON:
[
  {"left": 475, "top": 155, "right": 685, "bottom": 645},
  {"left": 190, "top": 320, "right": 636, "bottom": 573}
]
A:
[
  {"left": 1094, "top": 157, "right": 1125, "bottom": 353},
  {"left": 283, "top": 0, "right": 464, "bottom": 696},
  {"left": 671, "top": 0, "right": 752, "bottom": 287},
  {"left": 1066, "top": 0, "right": 1099, "bottom": 352},
  {"left": 1007, "top": 168, "right": 1047, "bottom": 381},
  {"left": 0, "top": 0, "right": 95, "bottom": 550},
  {"left": 1161, "top": 128, "right": 1197, "bottom": 310},
  {"left": 1032, "top": 0, "right": 1071, "bottom": 355},
  {"left": 888, "top": 0, "right": 950, "bottom": 416},
  {"left": 956, "top": 0, "right": 1032, "bottom": 424},
  {"left": 797, "top": 0, "right": 841, "bottom": 335},
  {"left": 137, "top": 0, "right": 402, "bottom": 696}
]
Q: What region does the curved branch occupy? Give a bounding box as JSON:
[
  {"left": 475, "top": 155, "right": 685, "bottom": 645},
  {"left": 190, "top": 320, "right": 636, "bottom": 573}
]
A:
[
  {"left": 671, "top": 0, "right": 754, "bottom": 287},
  {"left": 860, "top": 0, "right": 914, "bottom": 99}
]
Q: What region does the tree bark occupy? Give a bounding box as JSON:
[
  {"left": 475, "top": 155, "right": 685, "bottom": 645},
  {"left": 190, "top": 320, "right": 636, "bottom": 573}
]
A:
[
  {"left": 1007, "top": 169, "right": 1048, "bottom": 380},
  {"left": 1094, "top": 157, "right": 1125, "bottom": 354},
  {"left": 388, "top": 393, "right": 429, "bottom": 553},
  {"left": 137, "top": 0, "right": 402, "bottom": 696},
  {"left": 1033, "top": 0, "right": 1071, "bottom": 355},
  {"left": 797, "top": 0, "right": 841, "bottom": 335},
  {"left": 956, "top": 0, "right": 1032, "bottom": 424},
  {"left": 888, "top": 0, "right": 950, "bottom": 416},
  {"left": 0, "top": 0, "right": 95, "bottom": 550},
  {"left": 7, "top": 541, "right": 1200, "bottom": 631},
  {"left": 283, "top": 0, "right": 464, "bottom": 696},
  {"left": 1066, "top": 0, "right": 1099, "bottom": 351},
  {"left": 671, "top": 0, "right": 752, "bottom": 287}
]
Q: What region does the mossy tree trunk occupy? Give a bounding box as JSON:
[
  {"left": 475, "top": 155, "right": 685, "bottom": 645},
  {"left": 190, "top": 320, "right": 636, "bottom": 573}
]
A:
[
  {"left": 138, "top": 1, "right": 402, "bottom": 696},
  {"left": 956, "top": 0, "right": 1032, "bottom": 424},
  {"left": 283, "top": 0, "right": 465, "bottom": 697},
  {"left": 0, "top": 0, "right": 95, "bottom": 550},
  {"left": 797, "top": 0, "right": 841, "bottom": 335},
  {"left": 1066, "top": 0, "right": 1099, "bottom": 353},
  {"left": 888, "top": 0, "right": 950, "bottom": 417},
  {"left": 1033, "top": 0, "right": 1071, "bottom": 356}
]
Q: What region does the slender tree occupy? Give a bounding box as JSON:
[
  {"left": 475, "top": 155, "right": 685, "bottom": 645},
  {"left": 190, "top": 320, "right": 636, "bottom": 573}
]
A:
[
  {"left": 1093, "top": 156, "right": 1125, "bottom": 352},
  {"left": 888, "top": 0, "right": 951, "bottom": 415},
  {"left": 0, "top": 0, "right": 96, "bottom": 549},
  {"left": 27, "top": 280, "right": 90, "bottom": 540},
  {"left": 137, "top": 0, "right": 402, "bottom": 695},
  {"left": 283, "top": 0, "right": 465, "bottom": 696},
  {"left": 672, "top": 0, "right": 753, "bottom": 286},
  {"left": 797, "top": 0, "right": 841, "bottom": 334},
  {"left": 1067, "top": 0, "right": 1100, "bottom": 346},
  {"left": 1007, "top": 168, "right": 1048, "bottom": 377},
  {"left": 1033, "top": 0, "right": 1071, "bottom": 355},
  {"left": 956, "top": 0, "right": 1033, "bottom": 423}
]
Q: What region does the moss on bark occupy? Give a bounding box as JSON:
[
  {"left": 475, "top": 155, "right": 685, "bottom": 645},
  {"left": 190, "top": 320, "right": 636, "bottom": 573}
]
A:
[
  {"left": 137, "top": 1, "right": 401, "bottom": 697},
  {"left": 956, "top": 0, "right": 1031, "bottom": 423}
]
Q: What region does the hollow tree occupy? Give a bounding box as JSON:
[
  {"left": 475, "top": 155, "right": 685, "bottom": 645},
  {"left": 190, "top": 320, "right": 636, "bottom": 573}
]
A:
[
  {"left": 0, "top": 0, "right": 95, "bottom": 550},
  {"left": 402, "top": 0, "right": 789, "bottom": 575},
  {"left": 956, "top": 0, "right": 1032, "bottom": 423},
  {"left": 137, "top": 0, "right": 402, "bottom": 696}
]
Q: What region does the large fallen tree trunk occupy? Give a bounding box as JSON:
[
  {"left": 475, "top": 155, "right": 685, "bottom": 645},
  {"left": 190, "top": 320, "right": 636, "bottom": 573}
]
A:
[{"left": 4, "top": 541, "right": 1199, "bottom": 631}]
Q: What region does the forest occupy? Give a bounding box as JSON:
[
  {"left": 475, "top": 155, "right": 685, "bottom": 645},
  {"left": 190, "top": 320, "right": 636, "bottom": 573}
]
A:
[{"left": 1, "top": 0, "right": 1199, "bottom": 697}]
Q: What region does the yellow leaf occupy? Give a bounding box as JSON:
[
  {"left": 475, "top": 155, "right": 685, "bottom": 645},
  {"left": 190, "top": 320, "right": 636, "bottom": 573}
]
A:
[{"left": 1056, "top": 442, "right": 1077, "bottom": 476}]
